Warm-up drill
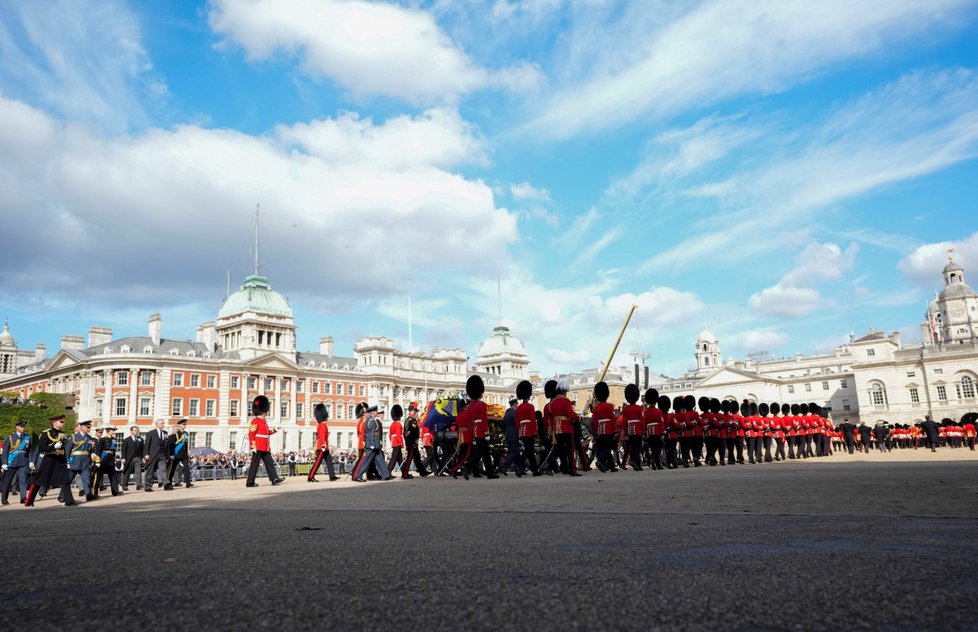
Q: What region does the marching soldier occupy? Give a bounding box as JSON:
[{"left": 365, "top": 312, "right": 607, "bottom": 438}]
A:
[
  {"left": 387, "top": 407, "right": 405, "bottom": 475},
  {"left": 246, "top": 396, "right": 283, "bottom": 487},
  {"left": 643, "top": 389, "right": 664, "bottom": 470},
  {"left": 686, "top": 395, "right": 704, "bottom": 467},
  {"left": 1, "top": 419, "right": 31, "bottom": 505},
  {"left": 621, "top": 385, "right": 644, "bottom": 471},
  {"left": 353, "top": 405, "right": 392, "bottom": 482},
  {"left": 467, "top": 375, "right": 498, "bottom": 479},
  {"left": 592, "top": 381, "right": 616, "bottom": 472},
  {"left": 308, "top": 403, "right": 339, "bottom": 482},
  {"left": 24, "top": 415, "right": 74, "bottom": 507},
  {"left": 165, "top": 419, "right": 193, "bottom": 489},
  {"left": 121, "top": 425, "right": 144, "bottom": 491},
  {"left": 772, "top": 404, "right": 787, "bottom": 461},
  {"left": 551, "top": 379, "right": 581, "bottom": 476},
  {"left": 143, "top": 419, "right": 168, "bottom": 492},
  {"left": 497, "top": 398, "right": 524, "bottom": 477},
  {"left": 400, "top": 403, "right": 429, "bottom": 479},
  {"left": 515, "top": 380, "right": 541, "bottom": 476},
  {"left": 66, "top": 420, "right": 96, "bottom": 501},
  {"left": 92, "top": 425, "right": 121, "bottom": 497}
]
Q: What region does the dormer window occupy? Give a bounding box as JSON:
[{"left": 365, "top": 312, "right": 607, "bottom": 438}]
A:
[
  {"left": 103, "top": 347, "right": 113, "bottom": 354},
  {"left": 143, "top": 346, "right": 154, "bottom": 354},
  {"left": 120, "top": 345, "right": 131, "bottom": 354},
  {"left": 169, "top": 348, "right": 179, "bottom": 356}
]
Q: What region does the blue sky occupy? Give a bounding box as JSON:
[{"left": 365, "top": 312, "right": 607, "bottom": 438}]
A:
[{"left": 1, "top": 0, "right": 977, "bottom": 379}]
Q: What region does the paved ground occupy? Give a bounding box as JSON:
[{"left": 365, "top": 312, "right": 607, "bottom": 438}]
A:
[{"left": 4, "top": 449, "right": 977, "bottom": 631}]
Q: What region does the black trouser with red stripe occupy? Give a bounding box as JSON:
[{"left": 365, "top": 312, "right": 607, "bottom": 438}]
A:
[
  {"left": 451, "top": 443, "right": 472, "bottom": 475},
  {"left": 308, "top": 448, "right": 336, "bottom": 480},
  {"left": 386, "top": 446, "right": 403, "bottom": 474},
  {"left": 556, "top": 433, "right": 577, "bottom": 474},
  {"left": 401, "top": 442, "right": 429, "bottom": 477},
  {"left": 625, "top": 435, "right": 643, "bottom": 470},
  {"left": 25, "top": 456, "right": 73, "bottom": 506},
  {"left": 520, "top": 437, "right": 539, "bottom": 473}
]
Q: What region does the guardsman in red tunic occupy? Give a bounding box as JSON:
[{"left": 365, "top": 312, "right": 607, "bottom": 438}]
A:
[
  {"left": 386, "top": 406, "right": 405, "bottom": 474},
  {"left": 350, "top": 402, "right": 368, "bottom": 477},
  {"left": 643, "top": 388, "right": 664, "bottom": 470},
  {"left": 245, "top": 396, "right": 283, "bottom": 487},
  {"left": 685, "top": 395, "right": 703, "bottom": 467},
  {"left": 660, "top": 396, "right": 679, "bottom": 469},
  {"left": 771, "top": 404, "right": 786, "bottom": 461},
  {"left": 466, "top": 375, "right": 497, "bottom": 479},
  {"left": 720, "top": 400, "right": 736, "bottom": 465},
  {"left": 963, "top": 413, "right": 977, "bottom": 451},
  {"left": 450, "top": 399, "right": 473, "bottom": 480},
  {"left": 550, "top": 379, "right": 581, "bottom": 476},
  {"left": 701, "top": 397, "right": 718, "bottom": 466},
  {"left": 308, "top": 403, "right": 338, "bottom": 482},
  {"left": 592, "top": 381, "right": 616, "bottom": 473},
  {"left": 539, "top": 380, "right": 558, "bottom": 475},
  {"left": 515, "top": 380, "right": 541, "bottom": 476},
  {"left": 620, "top": 384, "right": 643, "bottom": 471}
]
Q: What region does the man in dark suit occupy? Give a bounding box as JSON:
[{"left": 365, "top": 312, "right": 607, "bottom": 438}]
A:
[
  {"left": 121, "top": 425, "right": 144, "bottom": 491},
  {"left": 840, "top": 418, "right": 857, "bottom": 454},
  {"left": 921, "top": 415, "right": 940, "bottom": 452},
  {"left": 143, "top": 418, "right": 168, "bottom": 492}
]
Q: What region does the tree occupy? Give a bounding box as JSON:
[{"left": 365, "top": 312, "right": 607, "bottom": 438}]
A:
[{"left": 0, "top": 392, "right": 76, "bottom": 441}]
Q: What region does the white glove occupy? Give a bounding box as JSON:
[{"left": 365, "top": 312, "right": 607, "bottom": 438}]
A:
[
  {"left": 54, "top": 441, "right": 63, "bottom": 449},
  {"left": 29, "top": 462, "right": 36, "bottom": 472},
  {"left": 1, "top": 465, "right": 7, "bottom": 471}
]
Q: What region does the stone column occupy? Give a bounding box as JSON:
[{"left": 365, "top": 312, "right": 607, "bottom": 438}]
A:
[{"left": 128, "top": 368, "right": 138, "bottom": 426}]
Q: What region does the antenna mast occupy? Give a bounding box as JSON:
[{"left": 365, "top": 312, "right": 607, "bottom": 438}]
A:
[
  {"left": 497, "top": 276, "right": 502, "bottom": 324},
  {"left": 254, "top": 204, "right": 261, "bottom": 275}
]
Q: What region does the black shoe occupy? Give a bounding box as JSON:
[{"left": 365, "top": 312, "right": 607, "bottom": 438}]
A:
[
  {"left": 486, "top": 473, "right": 499, "bottom": 479},
  {"left": 246, "top": 483, "right": 259, "bottom": 487},
  {"left": 531, "top": 471, "right": 542, "bottom": 476},
  {"left": 64, "top": 500, "right": 78, "bottom": 507},
  {"left": 86, "top": 494, "right": 96, "bottom": 501},
  {"left": 112, "top": 491, "right": 122, "bottom": 496},
  {"left": 144, "top": 487, "right": 154, "bottom": 492},
  {"left": 1, "top": 501, "right": 8, "bottom": 506},
  {"left": 164, "top": 483, "right": 174, "bottom": 491},
  {"left": 329, "top": 476, "right": 339, "bottom": 481},
  {"left": 596, "top": 463, "right": 607, "bottom": 473},
  {"left": 272, "top": 478, "right": 285, "bottom": 485},
  {"left": 308, "top": 478, "right": 319, "bottom": 483},
  {"left": 570, "top": 473, "right": 582, "bottom": 477},
  {"left": 402, "top": 474, "right": 414, "bottom": 479},
  {"left": 186, "top": 484, "right": 194, "bottom": 488},
  {"left": 515, "top": 470, "right": 524, "bottom": 478},
  {"left": 122, "top": 486, "right": 128, "bottom": 491}
]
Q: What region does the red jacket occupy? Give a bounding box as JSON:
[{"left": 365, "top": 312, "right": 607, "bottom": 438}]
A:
[
  {"left": 549, "top": 396, "right": 578, "bottom": 434},
  {"left": 389, "top": 420, "right": 404, "bottom": 448},
  {"left": 315, "top": 421, "right": 329, "bottom": 450},
  {"left": 593, "top": 402, "right": 617, "bottom": 435},
  {"left": 543, "top": 403, "right": 554, "bottom": 435},
  {"left": 621, "top": 404, "right": 644, "bottom": 436},
  {"left": 516, "top": 402, "right": 537, "bottom": 437},
  {"left": 249, "top": 417, "right": 271, "bottom": 452},
  {"left": 469, "top": 401, "right": 489, "bottom": 439},
  {"left": 644, "top": 407, "right": 664, "bottom": 436},
  {"left": 455, "top": 407, "right": 473, "bottom": 443}
]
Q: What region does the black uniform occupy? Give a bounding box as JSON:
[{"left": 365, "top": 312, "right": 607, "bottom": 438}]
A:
[
  {"left": 165, "top": 428, "right": 192, "bottom": 488},
  {"left": 24, "top": 426, "right": 74, "bottom": 506},
  {"left": 401, "top": 413, "right": 429, "bottom": 479},
  {"left": 92, "top": 435, "right": 121, "bottom": 497}
]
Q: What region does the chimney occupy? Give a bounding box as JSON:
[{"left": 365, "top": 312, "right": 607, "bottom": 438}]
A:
[
  {"left": 644, "top": 365, "right": 649, "bottom": 390},
  {"left": 889, "top": 330, "right": 902, "bottom": 347},
  {"left": 634, "top": 363, "right": 639, "bottom": 387},
  {"left": 196, "top": 321, "right": 217, "bottom": 352},
  {"left": 34, "top": 343, "right": 46, "bottom": 362},
  {"left": 61, "top": 335, "right": 85, "bottom": 351},
  {"left": 88, "top": 326, "right": 112, "bottom": 348},
  {"left": 320, "top": 336, "right": 334, "bottom": 356},
  {"left": 149, "top": 313, "right": 161, "bottom": 346}
]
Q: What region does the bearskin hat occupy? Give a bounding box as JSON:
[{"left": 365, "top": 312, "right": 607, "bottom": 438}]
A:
[
  {"left": 625, "top": 383, "right": 639, "bottom": 404},
  {"left": 594, "top": 381, "right": 610, "bottom": 403},
  {"left": 749, "top": 402, "right": 758, "bottom": 416},
  {"left": 657, "top": 395, "right": 671, "bottom": 413},
  {"left": 252, "top": 395, "right": 270, "bottom": 416},
  {"left": 314, "top": 403, "right": 328, "bottom": 423},
  {"left": 644, "top": 388, "right": 659, "bottom": 406},
  {"left": 390, "top": 404, "right": 403, "bottom": 421},
  {"left": 673, "top": 395, "right": 685, "bottom": 412},
  {"left": 740, "top": 401, "right": 750, "bottom": 416},
  {"left": 710, "top": 398, "right": 721, "bottom": 414},
  {"left": 684, "top": 395, "right": 696, "bottom": 412},
  {"left": 759, "top": 402, "right": 769, "bottom": 417},
  {"left": 516, "top": 380, "right": 533, "bottom": 401},
  {"left": 771, "top": 403, "right": 781, "bottom": 416},
  {"left": 809, "top": 402, "right": 819, "bottom": 416},
  {"left": 790, "top": 404, "right": 800, "bottom": 416},
  {"left": 544, "top": 379, "right": 558, "bottom": 400},
  {"left": 698, "top": 396, "right": 710, "bottom": 413},
  {"left": 799, "top": 403, "right": 809, "bottom": 415},
  {"left": 466, "top": 374, "right": 485, "bottom": 400}
]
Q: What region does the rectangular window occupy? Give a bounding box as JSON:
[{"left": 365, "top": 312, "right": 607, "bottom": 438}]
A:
[
  {"left": 205, "top": 432, "right": 213, "bottom": 447},
  {"left": 205, "top": 399, "right": 215, "bottom": 417},
  {"left": 190, "top": 374, "right": 200, "bottom": 387},
  {"left": 248, "top": 376, "right": 256, "bottom": 389},
  {"left": 842, "top": 399, "right": 851, "bottom": 411},
  {"left": 189, "top": 432, "right": 197, "bottom": 450},
  {"left": 335, "top": 404, "right": 343, "bottom": 420},
  {"left": 140, "top": 371, "right": 152, "bottom": 386},
  {"left": 335, "top": 432, "right": 342, "bottom": 449},
  {"left": 297, "top": 380, "right": 304, "bottom": 393},
  {"left": 95, "top": 399, "right": 103, "bottom": 418},
  {"left": 264, "top": 378, "right": 273, "bottom": 391},
  {"left": 173, "top": 373, "right": 183, "bottom": 387},
  {"left": 787, "top": 385, "right": 795, "bottom": 394},
  {"left": 230, "top": 399, "right": 239, "bottom": 417},
  {"left": 822, "top": 381, "right": 829, "bottom": 391},
  {"left": 281, "top": 378, "right": 289, "bottom": 392},
  {"left": 296, "top": 402, "right": 304, "bottom": 419},
  {"left": 348, "top": 404, "right": 355, "bottom": 418},
  {"left": 189, "top": 399, "right": 199, "bottom": 417},
  {"left": 171, "top": 398, "right": 183, "bottom": 416},
  {"left": 934, "top": 368, "right": 943, "bottom": 375},
  {"left": 937, "top": 385, "right": 947, "bottom": 402},
  {"left": 962, "top": 379, "right": 976, "bottom": 399},
  {"left": 358, "top": 385, "right": 365, "bottom": 396},
  {"left": 96, "top": 373, "right": 106, "bottom": 387},
  {"left": 907, "top": 371, "right": 916, "bottom": 378},
  {"left": 116, "top": 371, "right": 129, "bottom": 386},
  {"left": 324, "top": 382, "right": 331, "bottom": 394},
  {"left": 229, "top": 432, "right": 237, "bottom": 452},
  {"left": 346, "top": 433, "right": 352, "bottom": 449},
  {"left": 909, "top": 387, "right": 920, "bottom": 404},
  {"left": 115, "top": 397, "right": 126, "bottom": 416},
  {"left": 324, "top": 404, "right": 331, "bottom": 418},
  {"left": 206, "top": 375, "right": 216, "bottom": 389},
  {"left": 139, "top": 397, "right": 152, "bottom": 416},
  {"left": 347, "top": 384, "right": 355, "bottom": 395},
  {"left": 871, "top": 389, "right": 885, "bottom": 406},
  {"left": 312, "top": 381, "right": 319, "bottom": 393},
  {"left": 231, "top": 375, "right": 240, "bottom": 389},
  {"left": 805, "top": 383, "right": 812, "bottom": 392},
  {"left": 281, "top": 401, "right": 289, "bottom": 418},
  {"left": 867, "top": 349, "right": 875, "bottom": 357},
  {"left": 841, "top": 379, "right": 848, "bottom": 389}
]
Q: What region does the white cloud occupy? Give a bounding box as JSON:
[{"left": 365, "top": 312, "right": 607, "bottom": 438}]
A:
[
  {"left": 0, "top": 96, "right": 516, "bottom": 306},
  {"left": 510, "top": 181, "right": 551, "bottom": 202},
  {"left": 898, "top": 231, "right": 978, "bottom": 285},
  {"left": 0, "top": 0, "right": 166, "bottom": 133},
  {"left": 545, "top": 347, "right": 590, "bottom": 364},
  {"left": 209, "top": 0, "right": 537, "bottom": 103},
  {"left": 748, "top": 285, "right": 821, "bottom": 318},
  {"left": 589, "top": 287, "right": 704, "bottom": 329},
  {"left": 733, "top": 328, "right": 790, "bottom": 352},
  {"left": 523, "top": 0, "right": 974, "bottom": 139}
]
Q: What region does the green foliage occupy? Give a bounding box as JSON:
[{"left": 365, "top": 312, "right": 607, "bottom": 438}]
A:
[{"left": 0, "top": 392, "right": 76, "bottom": 441}]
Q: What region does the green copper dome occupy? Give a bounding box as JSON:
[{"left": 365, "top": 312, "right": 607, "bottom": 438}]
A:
[{"left": 218, "top": 275, "right": 293, "bottom": 319}]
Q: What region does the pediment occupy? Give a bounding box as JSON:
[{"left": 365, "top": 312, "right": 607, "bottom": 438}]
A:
[
  {"left": 240, "top": 353, "right": 301, "bottom": 371},
  {"left": 696, "top": 367, "right": 772, "bottom": 387},
  {"left": 43, "top": 350, "right": 82, "bottom": 372}
]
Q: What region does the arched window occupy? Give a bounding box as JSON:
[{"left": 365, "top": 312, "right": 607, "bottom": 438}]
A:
[
  {"left": 870, "top": 382, "right": 886, "bottom": 407},
  {"left": 960, "top": 375, "right": 975, "bottom": 399},
  {"left": 703, "top": 344, "right": 708, "bottom": 352}
]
